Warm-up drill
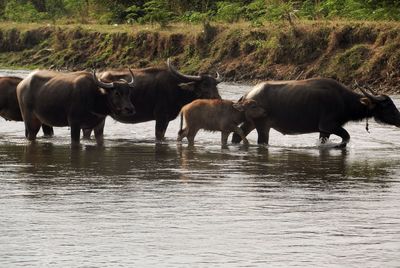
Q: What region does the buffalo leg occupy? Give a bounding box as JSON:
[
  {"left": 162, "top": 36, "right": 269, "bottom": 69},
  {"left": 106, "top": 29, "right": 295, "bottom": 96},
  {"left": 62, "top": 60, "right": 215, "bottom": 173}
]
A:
[
  {"left": 24, "top": 115, "right": 41, "bottom": 141},
  {"left": 319, "top": 119, "right": 350, "bottom": 147},
  {"left": 70, "top": 124, "right": 80, "bottom": 146},
  {"left": 186, "top": 129, "right": 198, "bottom": 146},
  {"left": 331, "top": 127, "right": 350, "bottom": 148},
  {"left": 256, "top": 128, "right": 270, "bottom": 145},
  {"left": 319, "top": 132, "right": 330, "bottom": 144},
  {"left": 254, "top": 119, "right": 270, "bottom": 145},
  {"left": 233, "top": 127, "right": 249, "bottom": 145},
  {"left": 221, "top": 131, "right": 230, "bottom": 147},
  {"left": 177, "top": 128, "right": 188, "bottom": 142},
  {"left": 82, "top": 129, "right": 92, "bottom": 139},
  {"left": 42, "top": 124, "right": 54, "bottom": 137},
  {"left": 155, "top": 118, "right": 169, "bottom": 141},
  {"left": 232, "top": 121, "right": 255, "bottom": 143},
  {"left": 93, "top": 120, "right": 105, "bottom": 146}
]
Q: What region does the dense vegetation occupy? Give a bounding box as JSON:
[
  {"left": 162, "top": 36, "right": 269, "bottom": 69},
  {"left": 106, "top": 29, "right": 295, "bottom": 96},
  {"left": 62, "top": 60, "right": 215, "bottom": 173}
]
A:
[
  {"left": 1, "top": 1, "right": 399, "bottom": 92},
  {"left": 1, "top": 20, "right": 400, "bottom": 91},
  {"left": 0, "top": 0, "right": 399, "bottom": 25}
]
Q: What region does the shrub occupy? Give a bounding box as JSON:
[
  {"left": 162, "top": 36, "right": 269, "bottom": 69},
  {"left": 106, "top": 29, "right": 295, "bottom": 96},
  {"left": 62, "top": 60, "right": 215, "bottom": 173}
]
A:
[
  {"left": 215, "top": 1, "right": 244, "bottom": 23},
  {"left": 64, "top": 0, "right": 90, "bottom": 23},
  {"left": 125, "top": 5, "right": 142, "bottom": 24},
  {"left": 264, "top": 1, "right": 294, "bottom": 22},
  {"left": 4, "top": 0, "right": 46, "bottom": 22},
  {"left": 140, "top": 0, "right": 174, "bottom": 28},
  {"left": 180, "top": 11, "right": 211, "bottom": 24},
  {"left": 245, "top": 0, "right": 267, "bottom": 24},
  {"left": 298, "top": 0, "right": 319, "bottom": 19}
]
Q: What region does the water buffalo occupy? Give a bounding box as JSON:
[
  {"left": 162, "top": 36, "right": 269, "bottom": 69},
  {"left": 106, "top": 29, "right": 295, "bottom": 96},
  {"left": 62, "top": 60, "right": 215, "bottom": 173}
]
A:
[
  {"left": 93, "top": 59, "right": 222, "bottom": 141},
  {"left": 232, "top": 78, "right": 400, "bottom": 148},
  {"left": 0, "top": 76, "right": 53, "bottom": 136},
  {"left": 178, "top": 99, "right": 265, "bottom": 146},
  {"left": 17, "top": 70, "right": 136, "bottom": 145}
]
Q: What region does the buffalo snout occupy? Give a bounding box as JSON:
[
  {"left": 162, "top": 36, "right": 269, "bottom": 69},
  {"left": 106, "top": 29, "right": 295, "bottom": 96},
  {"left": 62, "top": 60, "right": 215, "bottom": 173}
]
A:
[
  {"left": 237, "top": 99, "right": 266, "bottom": 119},
  {"left": 372, "top": 96, "right": 400, "bottom": 127},
  {"left": 115, "top": 101, "right": 136, "bottom": 116},
  {"left": 123, "top": 106, "right": 136, "bottom": 115},
  {"left": 109, "top": 98, "right": 136, "bottom": 117}
]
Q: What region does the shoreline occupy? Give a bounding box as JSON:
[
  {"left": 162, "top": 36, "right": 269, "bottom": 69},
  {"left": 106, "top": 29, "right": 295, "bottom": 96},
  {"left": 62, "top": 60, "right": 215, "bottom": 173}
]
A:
[{"left": 0, "top": 21, "right": 399, "bottom": 92}]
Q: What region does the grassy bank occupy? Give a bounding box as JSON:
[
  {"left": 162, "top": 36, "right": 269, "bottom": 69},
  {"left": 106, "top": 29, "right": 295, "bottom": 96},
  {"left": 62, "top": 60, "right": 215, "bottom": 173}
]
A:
[{"left": 0, "top": 21, "right": 399, "bottom": 92}]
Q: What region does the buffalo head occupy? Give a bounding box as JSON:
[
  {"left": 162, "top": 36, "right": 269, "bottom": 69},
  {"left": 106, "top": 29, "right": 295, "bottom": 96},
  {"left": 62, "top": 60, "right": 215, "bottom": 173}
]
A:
[
  {"left": 93, "top": 69, "right": 136, "bottom": 117},
  {"left": 233, "top": 99, "right": 266, "bottom": 120},
  {"left": 167, "top": 58, "right": 222, "bottom": 99},
  {"left": 358, "top": 85, "right": 400, "bottom": 127}
]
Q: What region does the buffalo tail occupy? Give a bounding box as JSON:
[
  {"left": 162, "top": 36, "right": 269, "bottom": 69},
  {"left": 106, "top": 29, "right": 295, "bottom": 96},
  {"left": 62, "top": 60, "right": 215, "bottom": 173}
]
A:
[{"left": 178, "top": 112, "right": 184, "bottom": 136}]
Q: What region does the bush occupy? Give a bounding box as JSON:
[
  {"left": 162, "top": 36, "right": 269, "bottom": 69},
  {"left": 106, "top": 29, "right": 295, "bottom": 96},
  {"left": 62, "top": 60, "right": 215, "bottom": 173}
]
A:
[
  {"left": 180, "top": 11, "right": 211, "bottom": 24},
  {"left": 215, "top": 1, "right": 244, "bottom": 23},
  {"left": 298, "top": 0, "right": 319, "bottom": 19},
  {"left": 64, "top": 0, "right": 90, "bottom": 23},
  {"left": 318, "top": 0, "right": 370, "bottom": 20},
  {"left": 4, "top": 0, "right": 46, "bottom": 22},
  {"left": 316, "top": 0, "right": 400, "bottom": 21},
  {"left": 264, "top": 1, "right": 294, "bottom": 22},
  {"left": 245, "top": 0, "right": 267, "bottom": 24},
  {"left": 125, "top": 5, "right": 142, "bottom": 24},
  {"left": 2, "top": 0, "right": 400, "bottom": 24},
  {"left": 140, "top": 0, "right": 174, "bottom": 28}
]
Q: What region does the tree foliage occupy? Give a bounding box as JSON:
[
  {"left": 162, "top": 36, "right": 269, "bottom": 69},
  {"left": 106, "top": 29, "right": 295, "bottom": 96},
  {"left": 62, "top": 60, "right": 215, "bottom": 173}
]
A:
[
  {"left": 140, "top": 0, "right": 173, "bottom": 27},
  {"left": 0, "top": 0, "right": 399, "bottom": 24}
]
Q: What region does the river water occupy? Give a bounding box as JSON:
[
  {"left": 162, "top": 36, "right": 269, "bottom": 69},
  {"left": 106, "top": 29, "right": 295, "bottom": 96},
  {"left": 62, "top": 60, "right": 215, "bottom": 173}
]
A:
[{"left": 0, "top": 70, "right": 399, "bottom": 267}]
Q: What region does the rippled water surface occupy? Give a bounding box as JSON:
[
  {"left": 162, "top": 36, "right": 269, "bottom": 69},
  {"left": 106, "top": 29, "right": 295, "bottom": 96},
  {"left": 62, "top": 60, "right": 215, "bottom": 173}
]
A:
[{"left": 1, "top": 70, "right": 400, "bottom": 267}]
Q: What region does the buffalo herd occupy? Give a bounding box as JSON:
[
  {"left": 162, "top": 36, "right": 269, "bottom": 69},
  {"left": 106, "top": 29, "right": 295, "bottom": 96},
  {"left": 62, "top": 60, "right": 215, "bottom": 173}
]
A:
[{"left": 1, "top": 59, "right": 400, "bottom": 148}]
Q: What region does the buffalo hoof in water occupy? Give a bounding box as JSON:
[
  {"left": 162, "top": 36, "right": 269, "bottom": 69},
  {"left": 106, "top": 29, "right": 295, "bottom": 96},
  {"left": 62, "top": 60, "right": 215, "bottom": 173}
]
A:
[
  {"left": 231, "top": 133, "right": 242, "bottom": 144},
  {"left": 43, "top": 133, "right": 54, "bottom": 138},
  {"left": 334, "top": 142, "right": 348, "bottom": 149}
]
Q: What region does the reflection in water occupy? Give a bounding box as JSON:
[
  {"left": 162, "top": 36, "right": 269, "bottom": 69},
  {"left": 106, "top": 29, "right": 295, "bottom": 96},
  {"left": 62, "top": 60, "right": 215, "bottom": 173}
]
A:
[
  {"left": 176, "top": 145, "right": 393, "bottom": 189},
  {"left": 3, "top": 142, "right": 183, "bottom": 184},
  {"left": 1, "top": 81, "right": 400, "bottom": 266},
  {"left": 0, "top": 141, "right": 395, "bottom": 200}
]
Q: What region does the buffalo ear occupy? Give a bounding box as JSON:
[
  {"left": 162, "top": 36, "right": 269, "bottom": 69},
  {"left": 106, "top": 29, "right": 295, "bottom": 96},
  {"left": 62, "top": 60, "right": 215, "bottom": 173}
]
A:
[
  {"left": 179, "top": 82, "right": 196, "bottom": 91},
  {"left": 360, "top": 97, "right": 375, "bottom": 109},
  {"left": 233, "top": 102, "right": 245, "bottom": 112}
]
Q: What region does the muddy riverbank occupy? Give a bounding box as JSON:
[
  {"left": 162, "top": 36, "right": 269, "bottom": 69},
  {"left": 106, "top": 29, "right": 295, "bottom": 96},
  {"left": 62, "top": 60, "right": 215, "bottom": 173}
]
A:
[{"left": 0, "top": 21, "right": 399, "bottom": 92}]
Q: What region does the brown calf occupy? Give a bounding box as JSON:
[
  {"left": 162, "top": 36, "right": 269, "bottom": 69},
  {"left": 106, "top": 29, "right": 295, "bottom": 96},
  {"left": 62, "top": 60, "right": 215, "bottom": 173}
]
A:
[{"left": 177, "top": 99, "right": 265, "bottom": 146}]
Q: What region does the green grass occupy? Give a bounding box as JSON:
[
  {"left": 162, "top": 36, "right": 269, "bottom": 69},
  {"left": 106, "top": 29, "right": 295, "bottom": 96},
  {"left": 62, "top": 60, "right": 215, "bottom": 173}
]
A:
[{"left": 0, "top": 20, "right": 400, "bottom": 92}]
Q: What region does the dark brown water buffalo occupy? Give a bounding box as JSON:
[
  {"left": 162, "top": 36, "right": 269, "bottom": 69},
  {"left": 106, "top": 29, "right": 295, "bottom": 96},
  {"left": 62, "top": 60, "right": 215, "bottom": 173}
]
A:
[
  {"left": 17, "top": 70, "right": 136, "bottom": 145},
  {"left": 232, "top": 78, "right": 400, "bottom": 148},
  {"left": 0, "top": 76, "right": 53, "bottom": 136},
  {"left": 93, "top": 59, "right": 222, "bottom": 141},
  {"left": 178, "top": 99, "right": 265, "bottom": 146}
]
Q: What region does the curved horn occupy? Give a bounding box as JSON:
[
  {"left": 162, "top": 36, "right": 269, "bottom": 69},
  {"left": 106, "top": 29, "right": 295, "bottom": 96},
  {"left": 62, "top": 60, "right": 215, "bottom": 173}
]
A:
[
  {"left": 358, "top": 85, "right": 385, "bottom": 101},
  {"left": 128, "top": 68, "right": 135, "bottom": 88},
  {"left": 364, "top": 84, "right": 378, "bottom": 95},
  {"left": 355, "top": 80, "right": 385, "bottom": 101},
  {"left": 358, "top": 86, "right": 374, "bottom": 98},
  {"left": 215, "top": 71, "right": 223, "bottom": 83},
  {"left": 92, "top": 69, "right": 114, "bottom": 89},
  {"left": 167, "top": 58, "right": 202, "bottom": 81}
]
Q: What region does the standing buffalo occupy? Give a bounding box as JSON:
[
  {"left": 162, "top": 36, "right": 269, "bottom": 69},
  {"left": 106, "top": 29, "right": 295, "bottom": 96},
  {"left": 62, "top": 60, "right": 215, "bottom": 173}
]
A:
[
  {"left": 17, "top": 70, "right": 136, "bottom": 145},
  {"left": 95, "top": 59, "right": 222, "bottom": 141},
  {"left": 0, "top": 76, "right": 53, "bottom": 136},
  {"left": 232, "top": 78, "right": 400, "bottom": 148}
]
